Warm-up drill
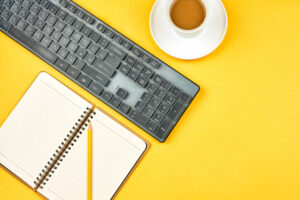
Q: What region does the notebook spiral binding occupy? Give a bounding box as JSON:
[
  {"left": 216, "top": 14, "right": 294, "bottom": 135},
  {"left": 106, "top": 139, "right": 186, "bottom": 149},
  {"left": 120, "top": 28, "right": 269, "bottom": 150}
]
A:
[{"left": 33, "top": 107, "right": 96, "bottom": 189}]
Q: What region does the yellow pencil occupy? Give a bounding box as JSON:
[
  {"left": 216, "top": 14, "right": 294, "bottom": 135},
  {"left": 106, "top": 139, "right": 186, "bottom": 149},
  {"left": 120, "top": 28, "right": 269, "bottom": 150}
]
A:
[{"left": 88, "top": 122, "right": 93, "bottom": 200}]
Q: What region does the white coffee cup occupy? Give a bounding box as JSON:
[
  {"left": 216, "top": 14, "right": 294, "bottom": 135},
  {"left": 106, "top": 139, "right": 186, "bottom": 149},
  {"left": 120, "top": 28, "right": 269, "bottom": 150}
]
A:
[{"left": 164, "top": 0, "right": 211, "bottom": 38}]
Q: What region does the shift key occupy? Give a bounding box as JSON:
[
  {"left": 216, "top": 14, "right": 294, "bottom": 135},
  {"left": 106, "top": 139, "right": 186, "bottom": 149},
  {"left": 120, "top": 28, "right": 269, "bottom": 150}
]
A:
[
  {"left": 82, "top": 65, "right": 110, "bottom": 87},
  {"left": 93, "top": 58, "right": 115, "bottom": 78}
]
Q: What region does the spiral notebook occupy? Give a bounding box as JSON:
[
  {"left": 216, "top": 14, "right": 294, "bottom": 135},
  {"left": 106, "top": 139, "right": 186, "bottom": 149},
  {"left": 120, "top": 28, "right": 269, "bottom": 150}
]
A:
[{"left": 0, "top": 72, "right": 148, "bottom": 200}]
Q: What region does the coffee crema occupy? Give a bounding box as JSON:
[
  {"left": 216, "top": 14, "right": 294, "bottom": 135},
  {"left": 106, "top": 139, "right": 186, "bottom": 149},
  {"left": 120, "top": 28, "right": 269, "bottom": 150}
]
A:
[{"left": 170, "top": 0, "right": 206, "bottom": 30}]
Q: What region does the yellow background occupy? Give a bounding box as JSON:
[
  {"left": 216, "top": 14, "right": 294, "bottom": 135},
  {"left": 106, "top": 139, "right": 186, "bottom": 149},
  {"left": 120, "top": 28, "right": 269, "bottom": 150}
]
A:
[{"left": 1, "top": 0, "right": 300, "bottom": 199}]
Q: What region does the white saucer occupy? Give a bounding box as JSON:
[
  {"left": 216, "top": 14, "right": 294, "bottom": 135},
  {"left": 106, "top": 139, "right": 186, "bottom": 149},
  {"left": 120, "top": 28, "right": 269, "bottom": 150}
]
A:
[{"left": 150, "top": 0, "right": 228, "bottom": 60}]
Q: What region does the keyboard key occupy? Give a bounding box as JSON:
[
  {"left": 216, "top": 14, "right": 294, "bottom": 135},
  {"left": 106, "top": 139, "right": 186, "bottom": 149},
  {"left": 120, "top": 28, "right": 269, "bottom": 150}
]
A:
[
  {"left": 104, "top": 28, "right": 114, "bottom": 38},
  {"left": 152, "top": 112, "right": 164, "bottom": 124},
  {"left": 113, "top": 34, "right": 123, "bottom": 44},
  {"left": 22, "top": 0, "right": 33, "bottom": 9},
  {"left": 73, "top": 19, "right": 83, "bottom": 30},
  {"left": 54, "top": 20, "right": 65, "bottom": 31},
  {"left": 65, "top": 53, "right": 77, "bottom": 64},
  {"left": 149, "top": 97, "right": 160, "bottom": 109},
  {"left": 59, "top": 35, "right": 69, "bottom": 47},
  {"left": 82, "top": 65, "right": 110, "bottom": 87},
  {"left": 122, "top": 40, "right": 132, "bottom": 50},
  {"left": 133, "top": 62, "right": 145, "bottom": 72},
  {"left": 96, "top": 23, "right": 106, "bottom": 33},
  {"left": 143, "top": 106, "right": 155, "bottom": 118},
  {"left": 0, "top": 18, "right": 12, "bottom": 31},
  {"left": 141, "top": 53, "right": 150, "bottom": 62},
  {"left": 30, "top": 4, "right": 40, "bottom": 14},
  {"left": 153, "top": 74, "right": 164, "bottom": 85},
  {"left": 84, "top": 53, "right": 95, "bottom": 64},
  {"left": 170, "top": 86, "right": 181, "bottom": 97},
  {"left": 155, "top": 119, "right": 172, "bottom": 139},
  {"left": 98, "top": 37, "right": 109, "bottom": 48},
  {"left": 119, "top": 64, "right": 130, "bottom": 75},
  {"left": 161, "top": 80, "right": 172, "bottom": 91},
  {"left": 35, "top": 19, "right": 46, "bottom": 30},
  {"left": 56, "top": 8, "right": 67, "bottom": 19},
  {"left": 57, "top": 47, "right": 68, "bottom": 58},
  {"left": 179, "top": 92, "right": 190, "bottom": 103},
  {"left": 132, "top": 47, "right": 142, "bottom": 57},
  {"left": 77, "top": 73, "right": 92, "bottom": 87},
  {"left": 48, "top": 3, "right": 58, "bottom": 14},
  {"left": 55, "top": 58, "right": 69, "bottom": 71},
  {"left": 136, "top": 76, "right": 148, "bottom": 88},
  {"left": 125, "top": 55, "right": 136, "bottom": 66},
  {"left": 164, "top": 95, "right": 176, "bottom": 106},
  {"left": 107, "top": 43, "right": 126, "bottom": 60},
  {"left": 116, "top": 88, "right": 128, "bottom": 99},
  {"left": 24, "top": 25, "right": 35, "bottom": 36},
  {"left": 38, "top": 9, "right": 48, "bottom": 20},
  {"left": 146, "top": 83, "right": 158, "bottom": 94},
  {"left": 59, "top": 0, "right": 68, "bottom": 7},
  {"left": 64, "top": 14, "right": 75, "bottom": 25},
  {"left": 71, "top": 31, "right": 82, "bottom": 42},
  {"left": 96, "top": 49, "right": 108, "bottom": 60},
  {"left": 32, "top": 31, "right": 44, "bottom": 41},
  {"left": 79, "top": 37, "right": 90, "bottom": 48},
  {"left": 8, "top": 26, "right": 58, "bottom": 64},
  {"left": 9, "top": 15, "right": 20, "bottom": 25},
  {"left": 66, "top": 3, "right": 76, "bottom": 13},
  {"left": 135, "top": 101, "right": 146, "bottom": 112},
  {"left": 27, "top": 14, "right": 38, "bottom": 24},
  {"left": 73, "top": 59, "right": 85, "bottom": 70},
  {"left": 88, "top": 82, "right": 103, "bottom": 95},
  {"left": 1, "top": 9, "right": 12, "bottom": 20},
  {"left": 3, "top": 0, "right": 14, "bottom": 8},
  {"left": 75, "top": 47, "right": 87, "bottom": 58},
  {"left": 87, "top": 43, "right": 99, "bottom": 54},
  {"left": 104, "top": 55, "right": 121, "bottom": 69},
  {"left": 158, "top": 103, "right": 169, "bottom": 115},
  {"left": 83, "top": 14, "right": 95, "bottom": 24},
  {"left": 128, "top": 70, "right": 139, "bottom": 81},
  {"left": 142, "top": 67, "right": 154, "bottom": 79},
  {"left": 149, "top": 59, "right": 161, "bottom": 69},
  {"left": 67, "top": 41, "right": 79, "bottom": 53},
  {"left": 167, "top": 101, "right": 184, "bottom": 120},
  {"left": 110, "top": 97, "right": 121, "bottom": 107},
  {"left": 75, "top": 9, "right": 85, "bottom": 18},
  {"left": 19, "top": 8, "right": 29, "bottom": 18},
  {"left": 42, "top": 24, "right": 54, "bottom": 35},
  {"left": 46, "top": 14, "right": 57, "bottom": 25},
  {"left": 89, "top": 31, "right": 100, "bottom": 42},
  {"left": 11, "top": 4, "right": 22, "bottom": 13},
  {"left": 141, "top": 92, "right": 152, "bottom": 103},
  {"left": 101, "top": 91, "right": 113, "bottom": 102},
  {"left": 155, "top": 89, "right": 167, "bottom": 100},
  {"left": 66, "top": 66, "right": 80, "bottom": 79},
  {"left": 93, "top": 58, "right": 115, "bottom": 78},
  {"left": 49, "top": 42, "right": 60, "bottom": 53},
  {"left": 40, "top": 0, "right": 50, "bottom": 8},
  {"left": 129, "top": 110, "right": 148, "bottom": 126},
  {"left": 16, "top": 20, "right": 27, "bottom": 30},
  {"left": 146, "top": 121, "right": 158, "bottom": 132},
  {"left": 118, "top": 103, "right": 130, "bottom": 114},
  {"left": 62, "top": 26, "right": 73, "bottom": 37},
  {"left": 51, "top": 30, "right": 62, "bottom": 41}
]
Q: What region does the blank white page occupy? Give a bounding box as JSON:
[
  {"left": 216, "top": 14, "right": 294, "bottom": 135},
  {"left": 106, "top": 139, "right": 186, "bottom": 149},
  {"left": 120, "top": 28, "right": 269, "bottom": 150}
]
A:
[
  {"left": 40, "top": 108, "right": 147, "bottom": 200},
  {"left": 92, "top": 109, "right": 147, "bottom": 200},
  {"left": 0, "top": 72, "right": 92, "bottom": 188}
]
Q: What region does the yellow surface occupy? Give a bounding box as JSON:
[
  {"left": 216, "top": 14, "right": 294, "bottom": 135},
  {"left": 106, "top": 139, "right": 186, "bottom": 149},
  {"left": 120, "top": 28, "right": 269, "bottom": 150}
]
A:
[{"left": 0, "top": 0, "right": 300, "bottom": 199}]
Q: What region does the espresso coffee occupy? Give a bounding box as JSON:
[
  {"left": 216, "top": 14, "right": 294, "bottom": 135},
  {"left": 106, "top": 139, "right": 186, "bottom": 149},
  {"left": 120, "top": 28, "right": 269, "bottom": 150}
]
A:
[{"left": 170, "top": 0, "right": 206, "bottom": 30}]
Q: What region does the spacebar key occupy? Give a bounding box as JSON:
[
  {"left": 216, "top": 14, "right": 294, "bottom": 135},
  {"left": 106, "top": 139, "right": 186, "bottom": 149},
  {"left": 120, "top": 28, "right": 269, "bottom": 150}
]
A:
[{"left": 8, "top": 27, "right": 58, "bottom": 64}]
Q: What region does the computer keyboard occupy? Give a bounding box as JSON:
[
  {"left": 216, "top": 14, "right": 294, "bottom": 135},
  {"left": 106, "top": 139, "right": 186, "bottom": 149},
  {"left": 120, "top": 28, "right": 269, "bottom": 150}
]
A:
[{"left": 0, "top": 0, "right": 200, "bottom": 142}]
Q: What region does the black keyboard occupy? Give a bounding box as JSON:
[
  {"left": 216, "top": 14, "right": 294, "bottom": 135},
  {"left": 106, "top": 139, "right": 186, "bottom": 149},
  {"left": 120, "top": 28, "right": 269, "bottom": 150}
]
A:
[{"left": 0, "top": 0, "right": 200, "bottom": 142}]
